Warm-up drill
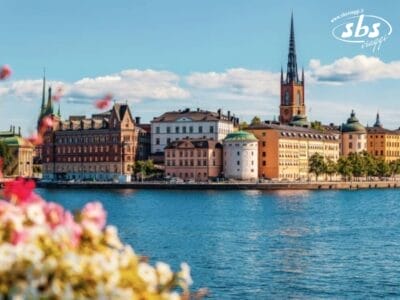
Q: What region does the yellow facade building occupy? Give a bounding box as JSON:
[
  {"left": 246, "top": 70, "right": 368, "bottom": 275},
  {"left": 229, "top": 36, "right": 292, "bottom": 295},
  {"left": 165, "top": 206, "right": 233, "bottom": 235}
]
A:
[
  {"left": 367, "top": 113, "right": 400, "bottom": 162},
  {"left": 247, "top": 123, "right": 340, "bottom": 181}
]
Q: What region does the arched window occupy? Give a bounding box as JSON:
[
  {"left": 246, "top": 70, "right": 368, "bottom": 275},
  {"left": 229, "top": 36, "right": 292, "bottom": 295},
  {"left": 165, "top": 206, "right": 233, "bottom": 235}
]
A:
[
  {"left": 284, "top": 91, "right": 290, "bottom": 105},
  {"left": 297, "top": 91, "right": 301, "bottom": 106}
]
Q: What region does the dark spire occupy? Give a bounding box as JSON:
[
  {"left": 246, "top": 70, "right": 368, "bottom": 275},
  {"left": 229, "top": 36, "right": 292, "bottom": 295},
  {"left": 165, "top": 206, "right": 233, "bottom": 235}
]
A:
[
  {"left": 374, "top": 111, "right": 382, "bottom": 127},
  {"left": 46, "top": 86, "right": 53, "bottom": 115},
  {"left": 286, "top": 13, "right": 299, "bottom": 83},
  {"left": 41, "top": 68, "right": 46, "bottom": 113},
  {"left": 301, "top": 66, "right": 304, "bottom": 83},
  {"left": 280, "top": 66, "right": 284, "bottom": 83},
  {"left": 57, "top": 103, "right": 61, "bottom": 117}
]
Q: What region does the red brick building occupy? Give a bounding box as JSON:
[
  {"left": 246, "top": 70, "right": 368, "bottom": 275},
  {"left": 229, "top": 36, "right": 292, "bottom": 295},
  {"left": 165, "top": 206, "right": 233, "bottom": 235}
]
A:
[
  {"left": 42, "top": 104, "right": 139, "bottom": 181},
  {"left": 164, "top": 139, "right": 222, "bottom": 182}
]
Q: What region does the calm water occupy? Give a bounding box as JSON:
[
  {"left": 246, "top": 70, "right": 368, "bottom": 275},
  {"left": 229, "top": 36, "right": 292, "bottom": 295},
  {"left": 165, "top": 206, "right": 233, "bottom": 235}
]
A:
[{"left": 36, "top": 188, "right": 400, "bottom": 299}]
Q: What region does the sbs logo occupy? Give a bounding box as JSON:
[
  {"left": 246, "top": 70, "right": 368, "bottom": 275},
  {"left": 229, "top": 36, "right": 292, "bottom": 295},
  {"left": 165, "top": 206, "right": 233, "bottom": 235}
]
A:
[{"left": 331, "top": 12, "right": 392, "bottom": 52}]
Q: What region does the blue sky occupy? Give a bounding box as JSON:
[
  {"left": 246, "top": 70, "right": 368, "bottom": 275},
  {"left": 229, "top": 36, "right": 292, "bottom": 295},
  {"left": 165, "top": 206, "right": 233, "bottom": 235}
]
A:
[{"left": 1, "top": 0, "right": 400, "bottom": 134}]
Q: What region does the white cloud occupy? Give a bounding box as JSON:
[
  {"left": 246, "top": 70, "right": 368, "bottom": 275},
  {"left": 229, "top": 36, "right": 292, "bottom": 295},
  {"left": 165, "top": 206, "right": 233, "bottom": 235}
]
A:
[
  {"left": 1, "top": 69, "right": 190, "bottom": 103},
  {"left": 309, "top": 55, "right": 400, "bottom": 83},
  {"left": 186, "top": 68, "right": 280, "bottom": 96}
]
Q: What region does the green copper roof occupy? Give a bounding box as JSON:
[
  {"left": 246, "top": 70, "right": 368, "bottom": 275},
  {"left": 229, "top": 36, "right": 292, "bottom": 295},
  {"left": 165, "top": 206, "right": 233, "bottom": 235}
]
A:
[
  {"left": 0, "top": 136, "right": 31, "bottom": 147},
  {"left": 224, "top": 131, "right": 258, "bottom": 142},
  {"left": 342, "top": 110, "right": 366, "bottom": 133},
  {"left": 289, "top": 114, "right": 309, "bottom": 127}
]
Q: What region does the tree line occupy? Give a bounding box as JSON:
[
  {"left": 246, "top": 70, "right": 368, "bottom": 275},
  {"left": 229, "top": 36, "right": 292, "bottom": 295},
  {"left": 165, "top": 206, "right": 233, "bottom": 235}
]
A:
[{"left": 309, "top": 152, "right": 400, "bottom": 181}]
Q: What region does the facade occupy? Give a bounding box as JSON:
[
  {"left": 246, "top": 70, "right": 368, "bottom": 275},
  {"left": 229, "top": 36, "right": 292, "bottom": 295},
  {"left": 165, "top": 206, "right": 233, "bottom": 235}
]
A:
[
  {"left": 0, "top": 127, "right": 34, "bottom": 178},
  {"left": 223, "top": 131, "right": 258, "bottom": 180},
  {"left": 341, "top": 110, "right": 367, "bottom": 156},
  {"left": 135, "top": 118, "right": 151, "bottom": 161},
  {"left": 164, "top": 139, "right": 222, "bottom": 182},
  {"left": 42, "top": 104, "right": 138, "bottom": 181},
  {"left": 367, "top": 113, "right": 400, "bottom": 162},
  {"left": 279, "top": 14, "right": 305, "bottom": 124},
  {"left": 248, "top": 123, "right": 340, "bottom": 181},
  {"left": 151, "top": 108, "right": 238, "bottom": 154}
]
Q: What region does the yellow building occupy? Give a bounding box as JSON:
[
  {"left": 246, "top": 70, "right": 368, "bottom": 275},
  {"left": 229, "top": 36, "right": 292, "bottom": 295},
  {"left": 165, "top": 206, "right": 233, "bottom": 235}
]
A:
[
  {"left": 0, "top": 127, "right": 34, "bottom": 178},
  {"left": 367, "top": 113, "right": 400, "bottom": 162},
  {"left": 247, "top": 122, "right": 340, "bottom": 181}
]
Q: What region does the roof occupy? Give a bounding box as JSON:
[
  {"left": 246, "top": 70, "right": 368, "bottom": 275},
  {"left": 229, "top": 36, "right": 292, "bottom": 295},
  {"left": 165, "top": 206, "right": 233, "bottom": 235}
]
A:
[
  {"left": 289, "top": 114, "right": 309, "bottom": 127},
  {"left": 248, "top": 122, "right": 340, "bottom": 141},
  {"left": 224, "top": 131, "right": 258, "bottom": 142},
  {"left": 0, "top": 136, "right": 32, "bottom": 147},
  {"left": 366, "top": 126, "right": 398, "bottom": 135},
  {"left": 164, "top": 139, "right": 222, "bottom": 150},
  {"left": 152, "top": 108, "right": 238, "bottom": 124},
  {"left": 341, "top": 111, "right": 366, "bottom": 133}
]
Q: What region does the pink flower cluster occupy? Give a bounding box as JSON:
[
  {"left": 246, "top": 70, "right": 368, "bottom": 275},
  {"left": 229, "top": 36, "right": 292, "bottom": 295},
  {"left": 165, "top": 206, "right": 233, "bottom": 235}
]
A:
[{"left": 1, "top": 178, "right": 106, "bottom": 248}]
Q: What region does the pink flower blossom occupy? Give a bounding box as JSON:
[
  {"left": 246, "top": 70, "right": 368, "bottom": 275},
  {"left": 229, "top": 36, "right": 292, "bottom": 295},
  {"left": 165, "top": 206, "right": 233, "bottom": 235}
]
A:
[
  {"left": 95, "top": 94, "right": 112, "bottom": 110},
  {"left": 27, "top": 131, "right": 44, "bottom": 146},
  {"left": 0, "top": 65, "right": 12, "bottom": 80},
  {"left": 10, "top": 229, "right": 29, "bottom": 245},
  {"left": 4, "top": 178, "right": 36, "bottom": 204},
  {"left": 81, "top": 202, "right": 106, "bottom": 230},
  {"left": 44, "top": 202, "right": 65, "bottom": 229},
  {"left": 64, "top": 211, "right": 83, "bottom": 247}
]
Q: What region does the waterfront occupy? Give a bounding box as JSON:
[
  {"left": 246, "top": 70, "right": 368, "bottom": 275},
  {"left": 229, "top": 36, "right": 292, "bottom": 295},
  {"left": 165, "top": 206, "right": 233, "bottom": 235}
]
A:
[{"left": 37, "top": 188, "right": 400, "bottom": 299}]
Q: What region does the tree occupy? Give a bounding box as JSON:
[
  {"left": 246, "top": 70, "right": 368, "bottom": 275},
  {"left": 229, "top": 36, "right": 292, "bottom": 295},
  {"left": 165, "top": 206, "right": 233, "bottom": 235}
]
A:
[
  {"left": 310, "top": 121, "right": 324, "bottom": 132},
  {"left": 309, "top": 153, "right": 326, "bottom": 181},
  {"left": 389, "top": 159, "right": 400, "bottom": 178},
  {"left": 239, "top": 121, "right": 249, "bottom": 130},
  {"left": 0, "top": 141, "right": 13, "bottom": 175},
  {"left": 348, "top": 152, "right": 366, "bottom": 180},
  {"left": 325, "top": 158, "right": 337, "bottom": 181},
  {"left": 376, "top": 159, "right": 390, "bottom": 178},
  {"left": 362, "top": 151, "right": 377, "bottom": 179},
  {"left": 337, "top": 156, "right": 353, "bottom": 181},
  {"left": 250, "top": 116, "right": 261, "bottom": 126},
  {"left": 133, "top": 160, "right": 156, "bottom": 180}
]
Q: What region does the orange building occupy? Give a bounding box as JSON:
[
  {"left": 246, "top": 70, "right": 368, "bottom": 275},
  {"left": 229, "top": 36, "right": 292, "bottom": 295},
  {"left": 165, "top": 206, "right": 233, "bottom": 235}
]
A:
[
  {"left": 248, "top": 123, "right": 340, "bottom": 181},
  {"left": 164, "top": 139, "right": 222, "bottom": 182},
  {"left": 367, "top": 113, "right": 400, "bottom": 162}
]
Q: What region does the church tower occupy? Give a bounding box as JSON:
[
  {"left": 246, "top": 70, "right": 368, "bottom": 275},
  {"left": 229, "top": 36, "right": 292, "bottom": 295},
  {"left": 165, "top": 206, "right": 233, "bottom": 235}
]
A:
[{"left": 279, "top": 14, "right": 305, "bottom": 124}]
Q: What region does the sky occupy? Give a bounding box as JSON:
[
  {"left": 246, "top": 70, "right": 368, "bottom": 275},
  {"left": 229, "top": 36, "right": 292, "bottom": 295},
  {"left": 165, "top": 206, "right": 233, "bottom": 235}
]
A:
[{"left": 1, "top": 0, "right": 400, "bottom": 135}]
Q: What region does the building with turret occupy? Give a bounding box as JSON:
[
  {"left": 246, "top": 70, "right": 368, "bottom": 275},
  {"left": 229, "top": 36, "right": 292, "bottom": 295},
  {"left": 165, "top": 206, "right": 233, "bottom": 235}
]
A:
[
  {"left": 341, "top": 110, "right": 367, "bottom": 156},
  {"left": 279, "top": 13, "right": 305, "bottom": 125},
  {"left": 367, "top": 113, "right": 400, "bottom": 162}
]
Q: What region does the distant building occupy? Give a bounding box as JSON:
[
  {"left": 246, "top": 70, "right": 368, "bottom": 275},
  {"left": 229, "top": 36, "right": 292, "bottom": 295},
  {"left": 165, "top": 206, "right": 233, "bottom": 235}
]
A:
[
  {"left": 223, "top": 131, "right": 258, "bottom": 180},
  {"left": 367, "top": 113, "right": 400, "bottom": 162},
  {"left": 0, "top": 126, "right": 34, "bottom": 178},
  {"left": 135, "top": 117, "right": 151, "bottom": 161},
  {"left": 164, "top": 139, "right": 222, "bottom": 182},
  {"left": 248, "top": 123, "right": 340, "bottom": 181},
  {"left": 42, "top": 103, "right": 139, "bottom": 181},
  {"left": 151, "top": 108, "right": 238, "bottom": 155},
  {"left": 341, "top": 110, "right": 367, "bottom": 156}
]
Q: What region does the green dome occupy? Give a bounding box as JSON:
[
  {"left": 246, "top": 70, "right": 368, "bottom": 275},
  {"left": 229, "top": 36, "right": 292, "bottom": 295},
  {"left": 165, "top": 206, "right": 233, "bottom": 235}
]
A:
[
  {"left": 342, "top": 110, "right": 366, "bottom": 133},
  {"left": 224, "top": 131, "right": 258, "bottom": 142},
  {"left": 289, "top": 114, "right": 309, "bottom": 127}
]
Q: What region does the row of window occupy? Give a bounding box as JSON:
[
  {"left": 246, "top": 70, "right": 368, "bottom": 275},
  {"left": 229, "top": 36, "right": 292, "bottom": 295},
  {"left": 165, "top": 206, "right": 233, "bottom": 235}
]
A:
[
  {"left": 166, "top": 150, "right": 213, "bottom": 158},
  {"left": 165, "top": 159, "right": 216, "bottom": 167},
  {"left": 56, "top": 155, "right": 132, "bottom": 163},
  {"left": 155, "top": 136, "right": 212, "bottom": 145},
  {"left": 55, "top": 135, "right": 127, "bottom": 144},
  {"left": 155, "top": 125, "right": 214, "bottom": 134}
]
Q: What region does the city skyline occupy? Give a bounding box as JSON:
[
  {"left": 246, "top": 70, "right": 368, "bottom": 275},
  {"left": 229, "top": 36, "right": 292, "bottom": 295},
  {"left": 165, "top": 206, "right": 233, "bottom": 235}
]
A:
[{"left": 1, "top": 0, "right": 400, "bottom": 134}]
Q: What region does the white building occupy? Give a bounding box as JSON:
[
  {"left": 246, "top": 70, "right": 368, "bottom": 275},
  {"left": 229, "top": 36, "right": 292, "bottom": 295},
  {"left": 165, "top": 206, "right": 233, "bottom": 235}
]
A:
[
  {"left": 151, "top": 108, "right": 239, "bottom": 154},
  {"left": 223, "top": 131, "right": 258, "bottom": 180}
]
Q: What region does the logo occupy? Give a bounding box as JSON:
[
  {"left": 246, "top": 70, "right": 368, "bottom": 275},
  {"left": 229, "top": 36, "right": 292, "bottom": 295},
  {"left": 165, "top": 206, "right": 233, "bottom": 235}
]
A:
[{"left": 331, "top": 9, "right": 392, "bottom": 52}]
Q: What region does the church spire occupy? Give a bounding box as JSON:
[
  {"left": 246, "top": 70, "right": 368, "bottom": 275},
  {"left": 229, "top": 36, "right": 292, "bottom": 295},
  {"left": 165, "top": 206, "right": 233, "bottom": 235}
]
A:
[
  {"left": 374, "top": 111, "right": 382, "bottom": 128},
  {"left": 286, "top": 12, "right": 299, "bottom": 83},
  {"left": 46, "top": 86, "right": 53, "bottom": 115},
  {"left": 41, "top": 68, "right": 46, "bottom": 113}
]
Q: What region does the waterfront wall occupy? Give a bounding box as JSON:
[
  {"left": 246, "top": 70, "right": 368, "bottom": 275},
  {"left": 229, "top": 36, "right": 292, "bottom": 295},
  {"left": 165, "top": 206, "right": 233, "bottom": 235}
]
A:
[{"left": 36, "top": 180, "right": 400, "bottom": 191}]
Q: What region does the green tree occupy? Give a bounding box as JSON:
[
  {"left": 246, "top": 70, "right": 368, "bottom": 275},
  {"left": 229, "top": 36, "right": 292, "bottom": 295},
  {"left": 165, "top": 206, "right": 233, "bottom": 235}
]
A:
[
  {"left": 310, "top": 121, "right": 324, "bottom": 132},
  {"left": 0, "top": 141, "right": 13, "bottom": 175},
  {"left": 362, "top": 151, "right": 377, "bottom": 179},
  {"left": 389, "top": 159, "right": 400, "bottom": 178},
  {"left": 250, "top": 116, "right": 261, "bottom": 126},
  {"left": 348, "top": 153, "right": 366, "bottom": 179},
  {"left": 309, "top": 153, "right": 326, "bottom": 181},
  {"left": 337, "top": 156, "right": 353, "bottom": 181},
  {"left": 239, "top": 121, "right": 249, "bottom": 130},
  {"left": 325, "top": 158, "right": 337, "bottom": 181},
  {"left": 133, "top": 160, "right": 156, "bottom": 180},
  {"left": 376, "top": 159, "right": 390, "bottom": 178}
]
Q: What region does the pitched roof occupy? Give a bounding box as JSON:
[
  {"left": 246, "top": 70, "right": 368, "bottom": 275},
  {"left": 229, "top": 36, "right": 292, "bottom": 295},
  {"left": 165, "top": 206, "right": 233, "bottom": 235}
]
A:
[{"left": 152, "top": 108, "right": 237, "bottom": 123}]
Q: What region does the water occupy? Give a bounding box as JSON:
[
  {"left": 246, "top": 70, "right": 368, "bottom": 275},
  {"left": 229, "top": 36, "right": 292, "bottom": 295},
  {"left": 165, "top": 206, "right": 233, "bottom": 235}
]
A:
[{"left": 36, "top": 188, "right": 400, "bottom": 299}]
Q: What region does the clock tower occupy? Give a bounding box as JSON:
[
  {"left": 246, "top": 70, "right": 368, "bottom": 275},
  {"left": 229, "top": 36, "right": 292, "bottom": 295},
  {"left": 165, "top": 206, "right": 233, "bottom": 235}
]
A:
[{"left": 279, "top": 14, "right": 305, "bottom": 124}]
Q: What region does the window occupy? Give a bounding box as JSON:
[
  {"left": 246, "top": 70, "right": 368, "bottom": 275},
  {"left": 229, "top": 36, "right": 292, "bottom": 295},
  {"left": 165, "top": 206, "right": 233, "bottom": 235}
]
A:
[
  {"left": 156, "top": 138, "right": 160, "bottom": 145},
  {"left": 263, "top": 161, "right": 266, "bottom": 166},
  {"left": 167, "top": 138, "right": 171, "bottom": 145},
  {"left": 349, "top": 142, "right": 352, "bottom": 149},
  {"left": 237, "top": 151, "right": 240, "bottom": 156},
  {"left": 167, "top": 127, "right": 171, "bottom": 134},
  {"left": 237, "top": 161, "right": 240, "bottom": 165},
  {"left": 262, "top": 152, "right": 266, "bottom": 157},
  {"left": 182, "top": 126, "right": 187, "bottom": 133},
  {"left": 175, "top": 127, "right": 180, "bottom": 133},
  {"left": 210, "top": 126, "right": 214, "bottom": 133},
  {"left": 189, "top": 126, "right": 193, "bottom": 133},
  {"left": 198, "top": 126, "right": 203, "bottom": 133},
  {"left": 262, "top": 141, "right": 266, "bottom": 147}
]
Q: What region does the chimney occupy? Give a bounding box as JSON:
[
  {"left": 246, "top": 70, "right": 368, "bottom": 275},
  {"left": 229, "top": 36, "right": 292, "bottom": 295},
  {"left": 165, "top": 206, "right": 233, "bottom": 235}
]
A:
[
  {"left": 197, "top": 108, "right": 200, "bottom": 112},
  {"left": 135, "top": 117, "right": 141, "bottom": 124},
  {"left": 18, "top": 126, "right": 21, "bottom": 136},
  {"left": 12, "top": 126, "right": 15, "bottom": 135},
  {"left": 227, "top": 111, "right": 231, "bottom": 120},
  {"left": 217, "top": 108, "right": 221, "bottom": 118}
]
